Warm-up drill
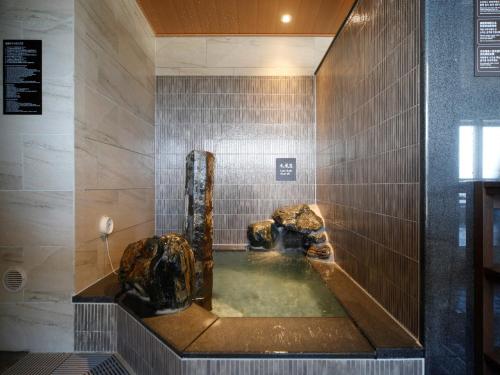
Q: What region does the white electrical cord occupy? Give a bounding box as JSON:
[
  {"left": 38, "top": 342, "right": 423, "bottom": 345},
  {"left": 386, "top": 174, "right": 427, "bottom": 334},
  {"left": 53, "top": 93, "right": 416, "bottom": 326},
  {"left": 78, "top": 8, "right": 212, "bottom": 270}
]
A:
[{"left": 105, "top": 235, "right": 118, "bottom": 275}]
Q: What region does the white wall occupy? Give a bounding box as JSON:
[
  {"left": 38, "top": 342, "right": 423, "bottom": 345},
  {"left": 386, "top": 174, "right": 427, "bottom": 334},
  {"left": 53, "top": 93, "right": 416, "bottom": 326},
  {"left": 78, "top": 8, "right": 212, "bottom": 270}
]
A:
[
  {"left": 74, "top": 0, "right": 156, "bottom": 292},
  {"left": 156, "top": 36, "right": 333, "bottom": 76},
  {"left": 0, "top": 0, "right": 156, "bottom": 351},
  {"left": 0, "top": 0, "right": 75, "bottom": 351}
]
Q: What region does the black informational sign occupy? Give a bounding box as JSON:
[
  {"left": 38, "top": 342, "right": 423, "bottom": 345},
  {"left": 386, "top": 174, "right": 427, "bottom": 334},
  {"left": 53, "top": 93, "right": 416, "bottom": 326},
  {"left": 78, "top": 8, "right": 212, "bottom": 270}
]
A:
[
  {"left": 3, "top": 40, "right": 42, "bottom": 114},
  {"left": 475, "top": 0, "right": 500, "bottom": 76},
  {"left": 276, "top": 158, "right": 296, "bottom": 181}
]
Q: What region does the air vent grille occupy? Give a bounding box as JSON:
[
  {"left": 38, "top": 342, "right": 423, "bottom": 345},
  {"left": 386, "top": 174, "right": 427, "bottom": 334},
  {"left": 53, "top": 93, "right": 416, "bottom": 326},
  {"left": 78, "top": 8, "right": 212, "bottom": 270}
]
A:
[{"left": 3, "top": 267, "right": 26, "bottom": 292}]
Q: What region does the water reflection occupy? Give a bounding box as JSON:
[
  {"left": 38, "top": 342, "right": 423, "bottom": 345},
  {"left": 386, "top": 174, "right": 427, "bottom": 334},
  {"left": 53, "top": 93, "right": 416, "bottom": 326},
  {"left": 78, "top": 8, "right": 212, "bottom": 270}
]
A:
[
  {"left": 459, "top": 125, "right": 475, "bottom": 180},
  {"left": 494, "top": 208, "right": 500, "bottom": 264},
  {"left": 458, "top": 193, "right": 467, "bottom": 248},
  {"left": 483, "top": 126, "right": 500, "bottom": 179},
  {"left": 211, "top": 251, "right": 346, "bottom": 318},
  {"left": 455, "top": 288, "right": 466, "bottom": 314},
  {"left": 459, "top": 122, "right": 500, "bottom": 180},
  {"left": 495, "top": 284, "right": 500, "bottom": 349}
]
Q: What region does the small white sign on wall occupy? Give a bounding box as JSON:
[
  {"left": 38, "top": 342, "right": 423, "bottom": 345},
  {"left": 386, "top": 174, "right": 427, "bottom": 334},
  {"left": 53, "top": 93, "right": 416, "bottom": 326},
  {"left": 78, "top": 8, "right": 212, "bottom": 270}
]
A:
[{"left": 276, "top": 158, "right": 296, "bottom": 181}]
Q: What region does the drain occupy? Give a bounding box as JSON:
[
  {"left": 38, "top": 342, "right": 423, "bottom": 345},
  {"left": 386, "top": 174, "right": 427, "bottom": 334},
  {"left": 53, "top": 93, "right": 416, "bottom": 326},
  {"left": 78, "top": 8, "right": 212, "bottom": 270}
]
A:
[
  {"left": 2, "top": 267, "right": 26, "bottom": 292},
  {"left": 3, "top": 353, "right": 130, "bottom": 375},
  {"left": 52, "top": 353, "right": 129, "bottom": 374}
]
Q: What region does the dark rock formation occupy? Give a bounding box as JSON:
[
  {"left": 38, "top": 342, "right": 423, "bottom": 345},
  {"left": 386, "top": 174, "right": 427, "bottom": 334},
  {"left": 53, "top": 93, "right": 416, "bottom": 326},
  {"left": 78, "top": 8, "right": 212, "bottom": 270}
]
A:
[
  {"left": 282, "top": 230, "right": 305, "bottom": 249},
  {"left": 148, "top": 234, "right": 196, "bottom": 310},
  {"left": 306, "top": 244, "right": 332, "bottom": 260},
  {"left": 272, "top": 204, "right": 323, "bottom": 234},
  {"left": 119, "top": 233, "right": 195, "bottom": 311},
  {"left": 303, "top": 231, "right": 327, "bottom": 248},
  {"left": 247, "top": 220, "right": 279, "bottom": 249},
  {"left": 184, "top": 150, "right": 215, "bottom": 310},
  {"left": 119, "top": 238, "right": 154, "bottom": 288},
  {"left": 247, "top": 205, "right": 332, "bottom": 258}
]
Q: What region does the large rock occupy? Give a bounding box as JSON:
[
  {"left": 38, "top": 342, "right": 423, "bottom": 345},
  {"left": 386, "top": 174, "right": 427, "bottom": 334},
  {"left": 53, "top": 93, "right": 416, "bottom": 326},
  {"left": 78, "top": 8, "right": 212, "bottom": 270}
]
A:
[
  {"left": 282, "top": 230, "right": 305, "bottom": 249},
  {"left": 303, "top": 232, "right": 327, "bottom": 248},
  {"left": 306, "top": 244, "right": 332, "bottom": 260},
  {"left": 184, "top": 150, "right": 215, "bottom": 310},
  {"left": 149, "top": 234, "right": 196, "bottom": 310},
  {"left": 119, "top": 238, "right": 154, "bottom": 289},
  {"left": 119, "top": 233, "right": 195, "bottom": 311},
  {"left": 272, "top": 204, "right": 323, "bottom": 234},
  {"left": 247, "top": 220, "right": 279, "bottom": 249}
]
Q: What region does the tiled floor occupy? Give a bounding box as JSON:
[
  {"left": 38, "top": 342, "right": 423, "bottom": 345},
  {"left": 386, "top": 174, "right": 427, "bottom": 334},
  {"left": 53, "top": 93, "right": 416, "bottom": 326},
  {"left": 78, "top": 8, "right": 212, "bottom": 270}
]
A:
[
  {"left": 143, "top": 304, "right": 218, "bottom": 352},
  {"left": 1, "top": 353, "right": 129, "bottom": 375}
]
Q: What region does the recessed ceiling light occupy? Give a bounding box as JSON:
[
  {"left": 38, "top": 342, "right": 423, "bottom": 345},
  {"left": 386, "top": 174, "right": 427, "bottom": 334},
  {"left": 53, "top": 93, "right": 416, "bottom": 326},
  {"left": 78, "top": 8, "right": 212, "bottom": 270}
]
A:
[{"left": 281, "top": 14, "right": 292, "bottom": 24}]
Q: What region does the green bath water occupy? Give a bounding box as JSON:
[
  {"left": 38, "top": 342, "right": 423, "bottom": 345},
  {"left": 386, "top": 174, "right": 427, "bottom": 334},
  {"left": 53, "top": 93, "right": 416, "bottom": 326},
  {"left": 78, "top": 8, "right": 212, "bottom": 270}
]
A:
[{"left": 211, "top": 251, "right": 346, "bottom": 317}]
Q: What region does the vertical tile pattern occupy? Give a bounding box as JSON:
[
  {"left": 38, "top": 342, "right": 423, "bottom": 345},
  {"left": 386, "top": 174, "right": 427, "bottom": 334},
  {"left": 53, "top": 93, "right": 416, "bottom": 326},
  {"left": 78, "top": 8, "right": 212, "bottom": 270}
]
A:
[
  {"left": 315, "top": 0, "right": 420, "bottom": 337},
  {"left": 0, "top": 0, "right": 75, "bottom": 351},
  {"left": 74, "top": 0, "right": 156, "bottom": 292},
  {"left": 74, "top": 303, "right": 117, "bottom": 352},
  {"left": 156, "top": 76, "right": 316, "bottom": 245},
  {"left": 117, "top": 305, "right": 181, "bottom": 375},
  {"left": 180, "top": 358, "right": 424, "bottom": 375}
]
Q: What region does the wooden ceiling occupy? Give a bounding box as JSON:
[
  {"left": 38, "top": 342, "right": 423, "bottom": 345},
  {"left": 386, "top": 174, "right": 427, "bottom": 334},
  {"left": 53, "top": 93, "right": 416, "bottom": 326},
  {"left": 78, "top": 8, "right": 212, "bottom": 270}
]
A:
[{"left": 136, "top": 0, "right": 356, "bottom": 36}]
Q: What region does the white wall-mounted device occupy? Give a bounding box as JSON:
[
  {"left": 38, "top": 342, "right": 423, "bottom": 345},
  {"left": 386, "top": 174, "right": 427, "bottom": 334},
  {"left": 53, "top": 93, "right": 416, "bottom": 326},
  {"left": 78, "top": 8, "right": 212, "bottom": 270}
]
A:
[
  {"left": 99, "top": 216, "right": 114, "bottom": 235},
  {"left": 99, "top": 216, "right": 118, "bottom": 275}
]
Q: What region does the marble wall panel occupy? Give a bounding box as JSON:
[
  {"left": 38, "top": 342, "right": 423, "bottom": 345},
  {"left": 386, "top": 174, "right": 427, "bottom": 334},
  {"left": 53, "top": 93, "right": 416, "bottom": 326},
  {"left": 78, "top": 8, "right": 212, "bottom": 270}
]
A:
[
  {"left": 206, "top": 37, "right": 331, "bottom": 68},
  {"left": 23, "top": 246, "right": 73, "bottom": 302},
  {"left": 0, "top": 0, "right": 75, "bottom": 190},
  {"left": 0, "top": 0, "right": 75, "bottom": 351},
  {"left": 74, "top": 0, "right": 156, "bottom": 292},
  {"left": 0, "top": 192, "right": 74, "bottom": 306},
  {"left": 22, "top": 134, "right": 74, "bottom": 190},
  {"left": 0, "top": 1, "right": 74, "bottom": 137},
  {"left": 75, "top": 0, "right": 154, "bottom": 93},
  {"left": 0, "top": 130, "right": 23, "bottom": 189},
  {"left": 75, "top": 189, "right": 154, "bottom": 243},
  {"left": 75, "top": 26, "right": 154, "bottom": 124},
  {"left": 156, "top": 37, "right": 333, "bottom": 76},
  {"left": 75, "top": 135, "right": 154, "bottom": 190},
  {"left": 0, "top": 192, "right": 73, "bottom": 247},
  {"left": 75, "top": 221, "right": 154, "bottom": 292},
  {"left": 0, "top": 302, "right": 74, "bottom": 352},
  {"left": 0, "top": 247, "right": 24, "bottom": 304},
  {"left": 75, "top": 84, "right": 154, "bottom": 156}
]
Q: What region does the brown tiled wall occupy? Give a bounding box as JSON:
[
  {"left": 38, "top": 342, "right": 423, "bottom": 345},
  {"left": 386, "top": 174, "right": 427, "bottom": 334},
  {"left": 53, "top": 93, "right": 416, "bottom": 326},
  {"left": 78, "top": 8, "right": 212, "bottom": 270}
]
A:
[
  {"left": 315, "top": 0, "right": 421, "bottom": 337},
  {"left": 156, "top": 76, "right": 315, "bottom": 245}
]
